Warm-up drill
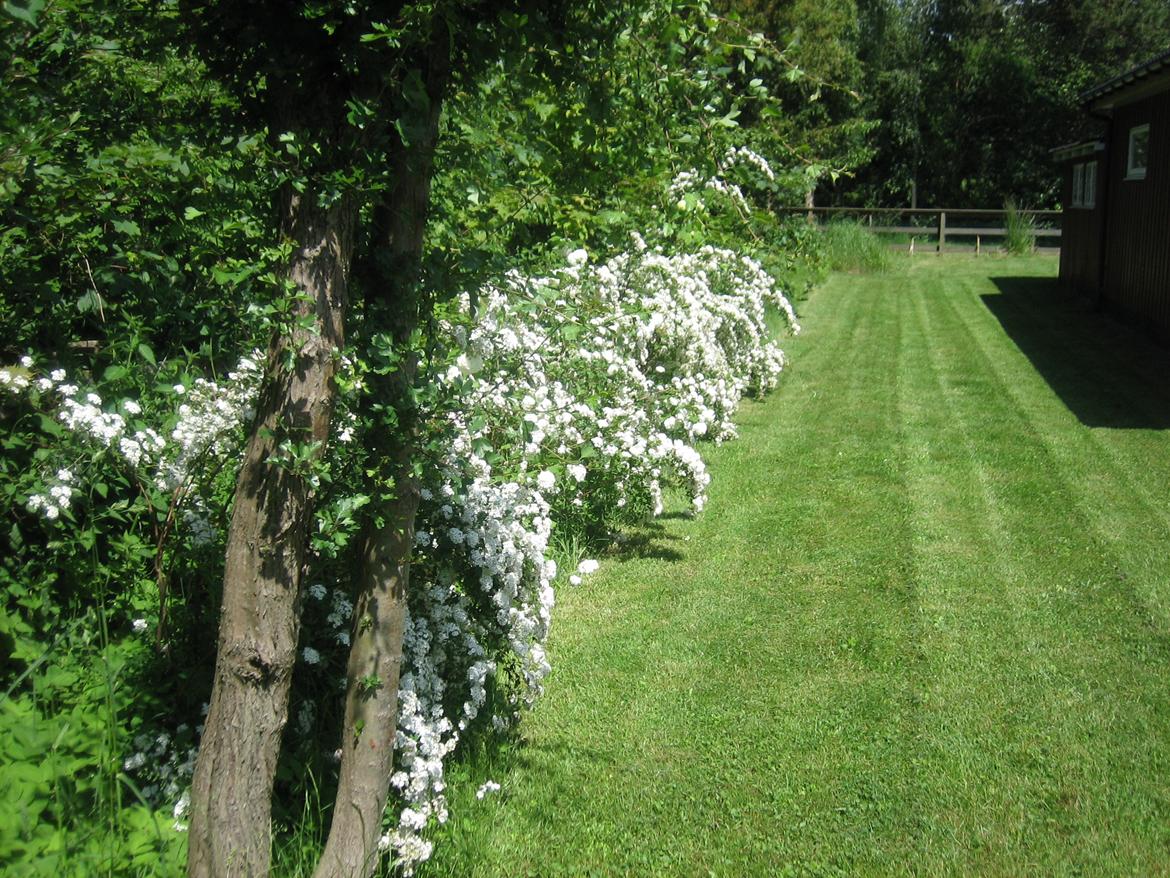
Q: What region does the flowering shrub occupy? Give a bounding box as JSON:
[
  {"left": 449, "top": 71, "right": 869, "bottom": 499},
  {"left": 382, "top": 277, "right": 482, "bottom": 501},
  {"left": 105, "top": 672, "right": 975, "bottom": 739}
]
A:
[
  {"left": 0, "top": 352, "right": 264, "bottom": 850},
  {"left": 1, "top": 232, "right": 799, "bottom": 873},
  {"left": 668, "top": 146, "right": 777, "bottom": 217},
  {"left": 318, "top": 238, "right": 801, "bottom": 870},
  {"left": 1, "top": 353, "right": 262, "bottom": 528}
]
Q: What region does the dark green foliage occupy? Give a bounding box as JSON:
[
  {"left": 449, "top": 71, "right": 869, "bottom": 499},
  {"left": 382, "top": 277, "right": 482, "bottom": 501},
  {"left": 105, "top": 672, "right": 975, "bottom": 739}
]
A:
[
  {"left": 0, "top": 1, "right": 276, "bottom": 362},
  {"left": 426, "top": 0, "right": 818, "bottom": 283},
  {"left": 0, "top": 1, "right": 275, "bottom": 868},
  {"left": 837, "top": 0, "right": 1170, "bottom": 208},
  {"left": 732, "top": 0, "right": 876, "bottom": 184}
]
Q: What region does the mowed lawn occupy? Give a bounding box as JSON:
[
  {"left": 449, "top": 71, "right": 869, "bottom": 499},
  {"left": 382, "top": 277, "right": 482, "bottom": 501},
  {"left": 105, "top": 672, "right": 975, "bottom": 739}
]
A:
[{"left": 420, "top": 255, "right": 1170, "bottom": 876}]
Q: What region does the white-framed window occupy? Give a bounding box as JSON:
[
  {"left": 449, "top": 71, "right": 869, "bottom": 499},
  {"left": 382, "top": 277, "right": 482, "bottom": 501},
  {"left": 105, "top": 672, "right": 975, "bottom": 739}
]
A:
[
  {"left": 1071, "top": 160, "right": 1096, "bottom": 208},
  {"left": 1127, "top": 124, "right": 1149, "bottom": 180}
]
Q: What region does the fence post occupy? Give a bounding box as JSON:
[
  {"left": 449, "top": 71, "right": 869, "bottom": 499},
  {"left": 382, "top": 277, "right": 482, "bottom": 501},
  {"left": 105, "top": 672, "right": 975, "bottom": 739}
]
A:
[{"left": 937, "top": 211, "right": 947, "bottom": 254}]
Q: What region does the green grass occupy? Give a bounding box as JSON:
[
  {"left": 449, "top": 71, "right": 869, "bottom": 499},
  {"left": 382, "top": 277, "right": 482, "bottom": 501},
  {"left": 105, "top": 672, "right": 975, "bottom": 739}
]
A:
[
  {"left": 420, "top": 253, "right": 1170, "bottom": 877},
  {"left": 821, "top": 220, "right": 892, "bottom": 273},
  {"left": 1002, "top": 199, "right": 1038, "bottom": 255}
]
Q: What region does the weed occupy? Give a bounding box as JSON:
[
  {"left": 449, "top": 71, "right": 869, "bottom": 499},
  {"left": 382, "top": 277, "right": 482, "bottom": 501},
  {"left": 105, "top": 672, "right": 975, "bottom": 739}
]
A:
[{"left": 821, "top": 219, "right": 891, "bottom": 273}]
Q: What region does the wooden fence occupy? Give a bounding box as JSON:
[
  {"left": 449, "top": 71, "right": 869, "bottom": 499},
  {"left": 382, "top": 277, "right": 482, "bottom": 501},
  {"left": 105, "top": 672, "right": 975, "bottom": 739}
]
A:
[{"left": 777, "top": 206, "right": 1063, "bottom": 253}]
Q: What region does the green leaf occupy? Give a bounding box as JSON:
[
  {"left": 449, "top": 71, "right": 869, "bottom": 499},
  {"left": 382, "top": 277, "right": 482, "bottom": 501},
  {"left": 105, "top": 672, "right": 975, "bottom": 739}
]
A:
[
  {"left": 183, "top": 206, "right": 205, "bottom": 220},
  {"left": 37, "top": 414, "right": 64, "bottom": 438},
  {"left": 112, "top": 219, "right": 141, "bottom": 237},
  {"left": 136, "top": 343, "right": 156, "bottom": 366},
  {"left": 2, "top": 0, "right": 45, "bottom": 25}
]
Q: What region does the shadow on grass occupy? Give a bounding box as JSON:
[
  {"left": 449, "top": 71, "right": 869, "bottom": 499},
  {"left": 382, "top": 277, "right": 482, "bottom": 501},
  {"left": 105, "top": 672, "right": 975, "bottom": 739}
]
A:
[
  {"left": 983, "top": 276, "right": 1170, "bottom": 429},
  {"left": 610, "top": 518, "right": 686, "bottom": 563}
]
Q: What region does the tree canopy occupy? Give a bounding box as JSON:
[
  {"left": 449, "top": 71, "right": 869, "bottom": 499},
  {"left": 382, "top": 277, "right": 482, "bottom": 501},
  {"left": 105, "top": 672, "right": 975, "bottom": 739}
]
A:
[{"left": 839, "top": 0, "right": 1170, "bottom": 208}]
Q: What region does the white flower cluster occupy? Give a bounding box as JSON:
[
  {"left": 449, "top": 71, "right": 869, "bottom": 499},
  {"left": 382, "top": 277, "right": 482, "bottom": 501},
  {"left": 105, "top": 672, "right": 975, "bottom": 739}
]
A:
[
  {"left": 668, "top": 168, "right": 750, "bottom": 214},
  {"left": 181, "top": 503, "right": 217, "bottom": 548},
  {"left": 721, "top": 145, "right": 776, "bottom": 181},
  {"left": 121, "top": 726, "right": 198, "bottom": 829},
  {"left": 2, "top": 353, "right": 262, "bottom": 543},
  {"left": 475, "top": 780, "right": 500, "bottom": 799},
  {"left": 25, "top": 468, "right": 77, "bottom": 521},
  {"left": 464, "top": 242, "right": 797, "bottom": 456},
  {"left": 375, "top": 241, "right": 799, "bottom": 870},
  {"left": 1, "top": 363, "right": 168, "bottom": 482},
  {"left": 569, "top": 557, "right": 600, "bottom": 587},
  {"left": 302, "top": 584, "right": 354, "bottom": 649},
  {"left": 666, "top": 146, "right": 776, "bottom": 213},
  {"left": 0, "top": 356, "right": 35, "bottom": 392},
  {"left": 157, "top": 355, "right": 263, "bottom": 491},
  {"left": 377, "top": 442, "right": 556, "bottom": 872}
]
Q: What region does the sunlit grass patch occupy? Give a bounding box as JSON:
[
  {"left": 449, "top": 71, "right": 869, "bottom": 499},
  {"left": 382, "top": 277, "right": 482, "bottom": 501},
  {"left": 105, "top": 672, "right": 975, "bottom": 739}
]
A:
[{"left": 420, "top": 254, "right": 1170, "bottom": 876}]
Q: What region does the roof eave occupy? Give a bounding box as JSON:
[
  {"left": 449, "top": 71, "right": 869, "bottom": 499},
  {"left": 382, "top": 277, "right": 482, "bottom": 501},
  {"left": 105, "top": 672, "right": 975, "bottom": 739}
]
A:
[
  {"left": 1080, "top": 48, "right": 1170, "bottom": 109},
  {"left": 1050, "top": 140, "right": 1105, "bottom": 162}
]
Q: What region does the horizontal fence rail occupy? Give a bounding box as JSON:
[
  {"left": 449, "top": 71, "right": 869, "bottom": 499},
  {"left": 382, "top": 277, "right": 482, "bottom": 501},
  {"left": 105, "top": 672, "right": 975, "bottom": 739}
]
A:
[{"left": 777, "top": 206, "right": 1062, "bottom": 253}]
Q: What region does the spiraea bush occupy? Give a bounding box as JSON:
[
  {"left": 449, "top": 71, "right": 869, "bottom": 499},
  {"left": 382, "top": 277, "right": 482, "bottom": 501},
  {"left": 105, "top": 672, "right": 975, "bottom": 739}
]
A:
[{"left": 2, "top": 219, "right": 800, "bottom": 872}]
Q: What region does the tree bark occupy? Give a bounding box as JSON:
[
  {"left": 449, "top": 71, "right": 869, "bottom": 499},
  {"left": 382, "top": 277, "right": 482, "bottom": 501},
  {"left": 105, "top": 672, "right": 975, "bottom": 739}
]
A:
[
  {"left": 312, "top": 444, "right": 418, "bottom": 878},
  {"left": 187, "top": 188, "right": 355, "bottom": 878},
  {"left": 313, "top": 24, "right": 451, "bottom": 878}
]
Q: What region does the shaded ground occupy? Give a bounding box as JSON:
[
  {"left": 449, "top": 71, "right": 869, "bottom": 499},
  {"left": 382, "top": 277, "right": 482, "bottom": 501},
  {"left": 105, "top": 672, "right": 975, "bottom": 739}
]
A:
[
  {"left": 421, "top": 254, "right": 1170, "bottom": 877},
  {"left": 982, "top": 275, "right": 1170, "bottom": 429}
]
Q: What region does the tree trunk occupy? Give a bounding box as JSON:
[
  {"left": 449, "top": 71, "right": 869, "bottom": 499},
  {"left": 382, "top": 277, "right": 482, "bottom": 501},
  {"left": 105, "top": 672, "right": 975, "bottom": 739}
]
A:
[
  {"left": 313, "top": 25, "right": 450, "bottom": 878},
  {"left": 312, "top": 445, "right": 418, "bottom": 878},
  {"left": 187, "top": 188, "right": 355, "bottom": 878}
]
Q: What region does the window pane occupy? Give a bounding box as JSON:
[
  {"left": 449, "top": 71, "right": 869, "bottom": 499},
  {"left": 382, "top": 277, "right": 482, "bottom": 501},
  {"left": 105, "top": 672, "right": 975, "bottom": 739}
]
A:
[
  {"left": 1128, "top": 125, "right": 1149, "bottom": 178},
  {"left": 1133, "top": 129, "right": 1148, "bottom": 169}
]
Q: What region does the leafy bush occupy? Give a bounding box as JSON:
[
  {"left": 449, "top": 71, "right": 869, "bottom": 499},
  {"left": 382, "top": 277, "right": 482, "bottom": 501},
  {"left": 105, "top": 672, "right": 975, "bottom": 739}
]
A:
[{"left": 821, "top": 220, "right": 891, "bottom": 273}]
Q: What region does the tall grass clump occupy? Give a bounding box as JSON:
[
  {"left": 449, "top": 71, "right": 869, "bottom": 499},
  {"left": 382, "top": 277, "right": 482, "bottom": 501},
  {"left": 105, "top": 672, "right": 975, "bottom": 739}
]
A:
[
  {"left": 821, "top": 220, "right": 891, "bottom": 273},
  {"left": 1002, "top": 198, "right": 1037, "bottom": 254}
]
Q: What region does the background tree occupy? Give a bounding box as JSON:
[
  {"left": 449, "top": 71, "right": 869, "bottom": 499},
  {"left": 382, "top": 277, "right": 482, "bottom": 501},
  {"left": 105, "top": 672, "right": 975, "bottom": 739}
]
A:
[
  {"left": 838, "top": 0, "right": 925, "bottom": 206},
  {"left": 836, "top": 0, "right": 1170, "bottom": 208},
  {"left": 726, "top": 0, "right": 875, "bottom": 202}
]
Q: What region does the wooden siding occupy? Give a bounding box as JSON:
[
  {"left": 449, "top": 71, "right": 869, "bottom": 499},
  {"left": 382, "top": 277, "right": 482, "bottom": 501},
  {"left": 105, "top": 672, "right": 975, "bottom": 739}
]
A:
[
  {"left": 1102, "top": 89, "right": 1170, "bottom": 340},
  {"left": 1058, "top": 154, "right": 1106, "bottom": 300}
]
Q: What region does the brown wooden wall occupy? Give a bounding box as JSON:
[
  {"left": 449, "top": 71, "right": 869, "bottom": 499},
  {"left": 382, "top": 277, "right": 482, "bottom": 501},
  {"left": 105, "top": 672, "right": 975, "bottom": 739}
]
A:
[
  {"left": 1058, "top": 154, "right": 1106, "bottom": 300},
  {"left": 1102, "top": 89, "right": 1170, "bottom": 341}
]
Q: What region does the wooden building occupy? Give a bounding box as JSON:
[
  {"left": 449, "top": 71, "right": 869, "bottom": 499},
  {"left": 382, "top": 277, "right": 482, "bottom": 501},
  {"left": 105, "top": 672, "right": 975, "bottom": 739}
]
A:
[{"left": 1054, "top": 49, "right": 1170, "bottom": 340}]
